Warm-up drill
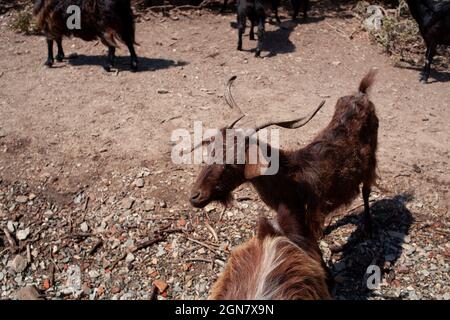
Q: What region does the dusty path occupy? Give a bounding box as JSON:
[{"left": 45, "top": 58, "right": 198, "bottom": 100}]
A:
[{"left": 0, "top": 3, "right": 449, "bottom": 300}]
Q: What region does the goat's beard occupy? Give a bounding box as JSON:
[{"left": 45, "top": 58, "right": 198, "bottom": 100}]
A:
[{"left": 217, "top": 192, "right": 233, "bottom": 208}]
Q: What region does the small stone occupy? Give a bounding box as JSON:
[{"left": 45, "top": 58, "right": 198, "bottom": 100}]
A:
[
  {"left": 144, "top": 199, "right": 155, "bottom": 211},
  {"left": 153, "top": 279, "right": 168, "bottom": 293},
  {"left": 120, "top": 198, "right": 135, "bottom": 210},
  {"left": 125, "top": 253, "right": 135, "bottom": 263},
  {"left": 111, "top": 286, "right": 121, "bottom": 294},
  {"left": 0, "top": 272, "right": 4, "bottom": 281},
  {"left": 14, "top": 285, "right": 43, "bottom": 300},
  {"left": 15, "top": 195, "right": 28, "bottom": 203},
  {"left": 80, "top": 222, "right": 89, "bottom": 233},
  {"left": 159, "top": 200, "right": 167, "bottom": 208},
  {"left": 134, "top": 178, "right": 144, "bottom": 188},
  {"left": 89, "top": 270, "right": 100, "bottom": 278},
  {"left": 43, "top": 279, "right": 51, "bottom": 290},
  {"left": 7, "top": 220, "right": 16, "bottom": 233},
  {"left": 28, "top": 194, "right": 36, "bottom": 200},
  {"left": 8, "top": 255, "right": 28, "bottom": 273},
  {"left": 16, "top": 228, "right": 30, "bottom": 240},
  {"left": 205, "top": 203, "right": 215, "bottom": 213},
  {"left": 157, "top": 89, "right": 170, "bottom": 94}
]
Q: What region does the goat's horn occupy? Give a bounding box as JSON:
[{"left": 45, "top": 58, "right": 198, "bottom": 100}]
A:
[{"left": 253, "top": 100, "right": 326, "bottom": 133}]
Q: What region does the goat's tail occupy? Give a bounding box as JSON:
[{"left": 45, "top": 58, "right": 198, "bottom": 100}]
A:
[{"left": 358, "top": 69, "right": 377, "bottom": 94}]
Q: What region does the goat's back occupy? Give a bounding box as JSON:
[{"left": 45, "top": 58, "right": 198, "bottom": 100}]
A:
[{"left": 209, "top": 235, "right": 331, "bottom": 300}]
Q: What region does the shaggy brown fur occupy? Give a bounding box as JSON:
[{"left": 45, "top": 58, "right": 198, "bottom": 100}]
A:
[
  {"left": 33, "top": 0, "right": 138, "bottom": 71},
  {"left": 190, "top": 70, "right": 379, "bottom": 242},
  {"left": 209, "top": 213, "right": 331, "bottom": 300}
]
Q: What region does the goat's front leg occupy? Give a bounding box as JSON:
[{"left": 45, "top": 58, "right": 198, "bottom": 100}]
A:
[
  {"left": 255, "top": 16, "right": 265, "bottom": 57},
  {"left": 362, "top": 184, "right": 372, "bottom": 237},
  {"left": 249, "top": 20, "right": 255, "bottom": 40},
  {"left": 55, "top": 37, "right": 65, "bottom": 62},
  {"left": 272, "top": 1, "right": 281, "bottom": 24},
  {"left": 237, "top": 14, "right": 246, "bottom": 51},
  {"left": 45, "top": 39, "right": 54, "bottom": 67},
  {"left": 221, "top": 0, "right": 228, "bottom": 13},
  {"left": 104, "top": 46, "right": 116, "bottom": 72},
  {"left": 291, "top": 0, "right": 300, "bottom": 20},
  {"left": 420, "top": 44, "right": 436, "bottom": 83}
]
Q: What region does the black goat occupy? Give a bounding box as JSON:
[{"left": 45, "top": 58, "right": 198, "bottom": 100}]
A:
[
  {"left": 225, "top": 0, "right": 308, "bottom": 21},
  {"left": 33, "top": 0, "right": 138, "bottom": 72},
  {"left": 236, "top": 0, "right": 268, "bottom": 57},
  {"left": 406, "top": 0, "right": 450, "bottom": 83}
]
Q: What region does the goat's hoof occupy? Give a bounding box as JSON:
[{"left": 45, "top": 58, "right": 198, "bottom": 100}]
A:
[
  {"left": 56, "top": 54, "right": 65, "bottom": 62},
  {"left": 255, "top": 51, "right": 261, "bottom": 57},
  {"left": 237, "top": 45, "right": 242, "bottom": 51},
  {"left": 103, "top": 65, "right": 112, "bottom": 72},
  {"left": 420, "top": 78, "right": 428, "bottom": 84},
  {"left": 44, "top": 59, "right": 54, "bottom": 67},
  {"left": 249, "top": 35, "right": 255, "bottom": 41},
  {"left": 130, "top": 64, "right": 138, "bottom": 72}
]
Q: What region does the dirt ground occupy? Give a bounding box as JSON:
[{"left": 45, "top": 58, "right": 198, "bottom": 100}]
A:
[{"left": 0, "top": 1, "right": 449, "bottom": 300}]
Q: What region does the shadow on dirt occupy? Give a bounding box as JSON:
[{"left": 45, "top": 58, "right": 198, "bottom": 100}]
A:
[
  {"left": 68, "top": 55, "right": 188, "bottom": 72},
  {"left": 394, "top": 64, "right": 450, "bottom": 83},
  {"left": 324, "top": 193, "right": 414, "bottom": 300}
]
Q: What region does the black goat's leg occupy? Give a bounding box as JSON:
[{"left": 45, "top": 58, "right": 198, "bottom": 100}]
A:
[
  {"left": 272, "top": 1, "right": 281, "bottom": 24},
  {"left": 237, "top": 14, "right": 246, "bottom": 51},
  {"left": 45, "top": 39, "right": 54, "bottom": 67},
  {"left": 362, "top": 184, "right": 372, "bottom": 237},
  {"left": 105, "top": 46, "right": 115, "bottom": 72},
  {"left": 420, "top": 44, "right": 436, "bottom": 83},
  {"left": 255, "top": 16, "right": 265, "bottom": 57},
  {"left": 303, "top": 0, "right": 309, "bottom": 19},
  {"left": 221, "top": 0, "right": 228, "bottom": 13},
  {"left": 291, "top": 0, "right": 300, "bottom": 20},
  {"left": 249, "top": 20, "right": 255, "bottom": 40},
  {"left": 55, "top": 37, "right": 65, "bottom": 62},
  {"left": 125, "top": 41, "right": 138, "bottom": 72}
]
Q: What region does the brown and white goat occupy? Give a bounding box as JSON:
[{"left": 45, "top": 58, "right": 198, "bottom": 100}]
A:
[
  {"left": 190, "top": 70, "right": 379, "bottom": 241},
  {"left": 209, "top": 210, "right": 331, "bottom": 300}
]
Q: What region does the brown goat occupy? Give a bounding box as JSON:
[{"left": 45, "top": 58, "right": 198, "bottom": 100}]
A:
[
  {"left": 190, "top": 70, "right": 379, "bottom": 242},
  {"left": 33, "top": 0, "right": 138, "bottom": 72},
  {"left": 209, "top": 209, "right": 331, "bottom": 300}
]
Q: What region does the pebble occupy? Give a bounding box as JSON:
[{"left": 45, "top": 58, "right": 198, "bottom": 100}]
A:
[
  {"left": 134, "top": 178, "right": 145, "bottom": 188},
  {"left": 144, "top": 199, "right": 155, "bottom": 211},
  {"left": 7, "top": 220, "right": 16, "bottom": 233},
  {"left": 16, "top": 228, "right": 30, "bottom": 240},
  {"left": 15, "top": 195, "right": 28, "bottom": 204},
  {"left": 14, "top": 285, "right": 42, "bottom": 300},
  {"left": 88, "top": 270, "right": 100, "bottom": 279},
  {"left": 121, "top": 198, "right": 135, "bottom": 210},
  {"left": 80, "top": 222, "right": 89, "bottom": 233},
  {"left": 125, "top": 253, "right": 135, "bottom": 263},
  {"left": 159, "top": 200, "right": 167, "bottom": 208},
  {"left": 0, "top": 272, "right": 4, "bottom": 281},
  {"left": 8, "top": 255, "right": 28, "bottom": 273}
]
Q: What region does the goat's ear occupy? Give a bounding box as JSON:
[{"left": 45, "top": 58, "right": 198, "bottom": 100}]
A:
[{"left": 256, "top": 216, "right": 277, "bottom": 240}]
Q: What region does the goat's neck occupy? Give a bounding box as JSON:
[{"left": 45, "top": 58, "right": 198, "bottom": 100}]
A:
[
  {"left": 406, "top": 0, "right": 433, "bottom": 26},
  {"left": 248, "top": 151, "right": 302, "bottom": 212}
]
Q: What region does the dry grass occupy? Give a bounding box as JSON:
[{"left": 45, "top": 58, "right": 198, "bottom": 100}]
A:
[{"left": 358, "top": 0, "right": 449, "bottom": 68}]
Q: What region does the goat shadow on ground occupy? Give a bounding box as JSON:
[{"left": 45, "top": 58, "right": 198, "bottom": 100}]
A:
[
  {"left": 394, "top": 64, "right": 450, "bottom": 83},
  {"left": 228, "top": 14, "right": 324, "bottom": 57},
  {"left": 324, "top": 193, "right": 414, "bottom": 300},
  {"left": 67, "top": 55, "right": 188, "bottom": 72}
]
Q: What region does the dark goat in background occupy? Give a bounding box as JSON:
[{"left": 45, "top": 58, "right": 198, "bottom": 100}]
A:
[
  {"left": 405, "top": 0, "right": 450, "bottom": 82},
  {"left": 190, "top": 70, "right": 379, "bottom": 243},
  {"left": 224, "top": 0, "right": 309, "bottom": 20},
  {"left": 33, "top": 0, "right": 138, "bottom": 72},
  {"left": 209, "top": 212, "right": 331, "bottom": 300},
  {"left": 236, "top": 0, "right": 267, "bottom": 57}
]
